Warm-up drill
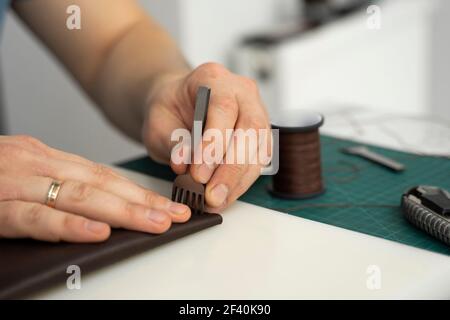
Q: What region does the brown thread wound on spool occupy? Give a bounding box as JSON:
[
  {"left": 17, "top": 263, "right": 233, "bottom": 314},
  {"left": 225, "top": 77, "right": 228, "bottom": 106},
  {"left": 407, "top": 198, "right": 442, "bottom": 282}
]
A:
[{"left": 269, "top": 115, "right": 325, "bottom": 199}]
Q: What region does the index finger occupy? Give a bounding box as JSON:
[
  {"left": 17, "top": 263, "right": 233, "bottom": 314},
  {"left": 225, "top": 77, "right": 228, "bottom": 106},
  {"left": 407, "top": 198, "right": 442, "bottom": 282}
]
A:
[{"left": 188, "top": 84, "right": 240, "bottom": 184}]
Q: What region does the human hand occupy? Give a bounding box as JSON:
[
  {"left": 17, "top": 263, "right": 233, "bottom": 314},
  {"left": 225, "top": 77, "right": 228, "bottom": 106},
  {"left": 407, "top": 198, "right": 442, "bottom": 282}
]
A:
[
  {"left": 142, "top": 63, "right": 272, "bottom": 212},
  {"left": 0, "top": 135, "right": 191, "bottom": 242}
]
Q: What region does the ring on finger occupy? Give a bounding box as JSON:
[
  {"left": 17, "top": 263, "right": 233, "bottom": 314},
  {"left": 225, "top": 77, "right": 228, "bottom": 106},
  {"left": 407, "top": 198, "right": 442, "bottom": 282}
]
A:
[{"left": 45, "top": 180, "right": 62, "bottom": 208}]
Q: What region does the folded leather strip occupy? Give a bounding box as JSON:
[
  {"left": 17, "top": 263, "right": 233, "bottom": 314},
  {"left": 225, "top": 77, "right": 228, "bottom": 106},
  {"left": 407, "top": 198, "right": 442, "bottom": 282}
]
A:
[{"left": 0, "top": 213, "right": 222, "bottom": 299}]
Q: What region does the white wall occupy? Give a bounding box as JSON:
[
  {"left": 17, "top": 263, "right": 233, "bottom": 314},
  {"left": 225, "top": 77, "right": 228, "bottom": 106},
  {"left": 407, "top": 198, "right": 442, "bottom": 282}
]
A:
[
  {"left": 431, "top": 0, "right": 450, "bottom": 117},
  {"left": 272, "top": 0, "right": 434, "bottom": 115},
  {"left": 176, "top": 0, "right": 283, "bottom": 66}
]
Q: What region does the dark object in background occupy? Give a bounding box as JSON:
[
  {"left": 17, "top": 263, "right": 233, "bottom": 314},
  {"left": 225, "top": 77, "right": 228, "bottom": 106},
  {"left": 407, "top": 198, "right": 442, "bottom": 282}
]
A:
[
  {"left": 270, "top": 111, "right": 325, "bottom": 199},
  {"left": 241, "top": 0, "right": 374, "bottom": 47},
  {"left": 402, "top": 186, "right": 450, "bottom": 246},
  {"left": 303, "top": 0, "right": 336, "bottom": 24},
  {"left": 304, "top": 0, "right": 374, "bottom": 23},
  {"left": 0, "top": 212, "right": 222, "bottom": 299}
]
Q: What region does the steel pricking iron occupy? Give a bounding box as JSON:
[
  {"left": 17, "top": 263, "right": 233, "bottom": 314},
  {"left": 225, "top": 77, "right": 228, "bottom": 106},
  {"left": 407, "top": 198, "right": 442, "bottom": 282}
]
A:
[{"left": 171, "top": 86, "right": 210, "bottom": 215}]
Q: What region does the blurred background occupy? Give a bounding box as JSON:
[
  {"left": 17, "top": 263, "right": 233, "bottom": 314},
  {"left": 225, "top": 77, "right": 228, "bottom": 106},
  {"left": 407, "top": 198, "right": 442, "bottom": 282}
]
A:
[{"left": 1, "top": 0, "right": 449, "bottom": 163}]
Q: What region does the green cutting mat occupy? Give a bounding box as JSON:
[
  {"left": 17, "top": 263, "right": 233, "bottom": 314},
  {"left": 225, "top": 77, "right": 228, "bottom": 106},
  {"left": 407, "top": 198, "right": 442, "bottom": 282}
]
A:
[{"left": 119, "top": 135, "right": 450, "bottom": 256}]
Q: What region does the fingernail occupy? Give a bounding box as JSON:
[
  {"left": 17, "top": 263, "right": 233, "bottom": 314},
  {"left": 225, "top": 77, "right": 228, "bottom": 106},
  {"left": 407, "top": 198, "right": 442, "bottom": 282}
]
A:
[
  {"left": 169, "top": 202, "right": 189, "bottom": 215},
  {"left": 85, "top": 221, "right": 107, "bottom": 234},
  {"left": 210, "top": 184, "right": 228, "bottom": 207},
  {"left": 197, "top": 163, "right": 213, "bottom": 183},
  {"left": 147, "top": 209, "right": 169, "bottom": 224}
]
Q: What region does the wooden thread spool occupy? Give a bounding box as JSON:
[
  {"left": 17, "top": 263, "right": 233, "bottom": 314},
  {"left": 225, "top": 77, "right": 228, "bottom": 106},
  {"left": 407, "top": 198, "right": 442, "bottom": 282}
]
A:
[{"left": 269, "top": 112, "right": 325, "bottom": 199}]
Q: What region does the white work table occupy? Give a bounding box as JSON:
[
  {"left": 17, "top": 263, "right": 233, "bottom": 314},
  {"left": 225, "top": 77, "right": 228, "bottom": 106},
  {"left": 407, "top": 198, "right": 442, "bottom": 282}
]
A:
[{"left": 35, "top": 110, "right": 450, "bottom": 299}]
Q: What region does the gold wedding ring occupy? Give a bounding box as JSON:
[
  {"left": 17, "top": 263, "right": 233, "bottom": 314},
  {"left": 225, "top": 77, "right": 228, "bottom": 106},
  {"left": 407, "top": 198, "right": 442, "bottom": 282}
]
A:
[{"left": 45, "top": 181, "right": 62, "bottom": 208}]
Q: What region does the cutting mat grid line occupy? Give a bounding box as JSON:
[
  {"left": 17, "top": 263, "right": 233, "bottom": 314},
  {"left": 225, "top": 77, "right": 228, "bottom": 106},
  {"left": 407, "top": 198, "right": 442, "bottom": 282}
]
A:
[{"left": 120, "top": 135, "right": 450, "bottom": 256}]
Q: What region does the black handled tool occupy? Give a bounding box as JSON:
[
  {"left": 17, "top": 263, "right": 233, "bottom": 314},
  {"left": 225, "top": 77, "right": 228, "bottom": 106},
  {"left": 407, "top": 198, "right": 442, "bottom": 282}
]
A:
[{"left": 401, "top": 186, "right": 450, "bottom": 246}]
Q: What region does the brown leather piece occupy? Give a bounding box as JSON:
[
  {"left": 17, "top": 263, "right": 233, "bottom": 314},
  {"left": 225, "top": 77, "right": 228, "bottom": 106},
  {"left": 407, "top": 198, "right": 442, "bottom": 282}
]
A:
[{"left": 0, "top": 213, "right": 222, "bottom": 299}]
